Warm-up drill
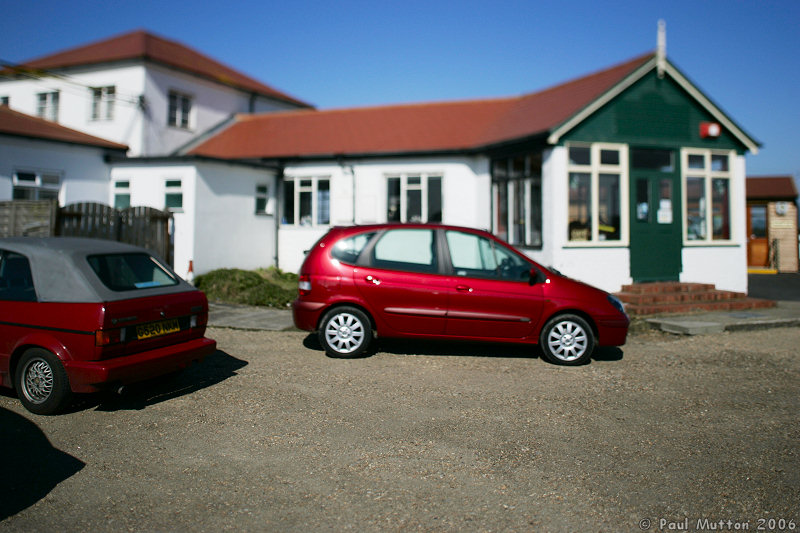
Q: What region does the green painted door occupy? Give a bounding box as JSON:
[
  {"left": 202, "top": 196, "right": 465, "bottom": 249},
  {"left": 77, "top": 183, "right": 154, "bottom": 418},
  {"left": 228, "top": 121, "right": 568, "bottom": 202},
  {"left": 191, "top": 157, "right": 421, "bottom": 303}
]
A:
[{"left": 629, "top": 149, "right": 682, "bottom": 282}]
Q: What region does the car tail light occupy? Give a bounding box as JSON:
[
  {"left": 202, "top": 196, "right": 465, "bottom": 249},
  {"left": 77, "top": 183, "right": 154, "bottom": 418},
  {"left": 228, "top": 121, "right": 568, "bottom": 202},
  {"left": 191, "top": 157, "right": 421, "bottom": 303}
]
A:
[
  {"left": 298, "top": 275, "right": 312, "bottom": 295},
  {"left": 96, "top": 327, "right": 126, "bottom": 346},
  {"left": 190, "top": 313, "right": 208, "bottom": 328}
]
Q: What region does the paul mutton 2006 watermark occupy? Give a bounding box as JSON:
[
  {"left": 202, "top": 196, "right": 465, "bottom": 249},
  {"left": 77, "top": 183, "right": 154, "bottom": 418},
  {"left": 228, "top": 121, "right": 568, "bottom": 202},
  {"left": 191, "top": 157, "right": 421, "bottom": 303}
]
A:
[{"left": 639, "top": 517, "right": 796, "bottom": 531}]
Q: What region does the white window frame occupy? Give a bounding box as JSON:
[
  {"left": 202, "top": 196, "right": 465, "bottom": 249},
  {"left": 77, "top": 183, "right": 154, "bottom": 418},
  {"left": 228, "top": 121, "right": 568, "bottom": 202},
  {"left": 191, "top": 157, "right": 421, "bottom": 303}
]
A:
[
  {"left": 113, "top": 179, "right": 131, "bottom": 209},
  {"left": 385, "top": 173, "right": 443, "bottom": 223},
  {"left": 168, "top": 90, "right": 193, "bottom": 130},
  {"left": 282, "top": 176, "right": 330, "bottom": 227},
  {"left": 91, "top": 86, "right": 115, "bottom": 121},
  {"left": 12, "top": 169, "right": 61, "bottom": 200},
  {"left": 36, "top": 91, "right": 59, "bottom": 122},
  {"left": 164, "top": 179, "right": 183, "bottom": 212},
  {"left": 566, "top": 142, "right": 629, "bottom": 246},
  {"left": 255, "top": 184, "right": 271, "bottom": 215},
  {"left": 681, "top": 148, "right": 735, "bottom": 245}
]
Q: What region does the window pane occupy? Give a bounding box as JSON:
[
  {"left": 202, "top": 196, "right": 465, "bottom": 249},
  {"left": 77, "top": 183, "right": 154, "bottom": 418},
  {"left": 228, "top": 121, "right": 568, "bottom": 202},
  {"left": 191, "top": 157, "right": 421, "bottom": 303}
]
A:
[
  {"left": 332, "top": 233, "right": 375, "bottom": 264},
  {"left": 711, "top": 154, "right": 729, "bottom": 172},
  {"left": 407, "top": 176, "right": 421, "bottom": 186},
  {"left": 317, "top": 180, "right": 330, "bottom": 225},
  {"left": 495, "top": 182, "right": 508, "bottom": 241},
  {"left": 598, "top": 173, "right": 620, "bottom": 240},
  {"left": 387, "top": 177, "right": 401, "bottom": 222},
  {"left": 166, "top": 180, "right": 181, "bottom": 188},
  {"left": 686, "top": 177, "right": 706, "bottom": 240},
  {"left": 688, "top": 154, "right": 705, "bottom": 169},
  {"left": 750, "top": 206, "right": 767, "bottom": 238},
  {"left": 255, "top": 197, "right": 267, "bottom": 213},
  {"left": 407, "top": 189, "right": 422, "bottom": 222},
  {"left": 373, "top": 229, "right": 436, "bottom": 273},
  {"left": 658, "top": 178, "right": 673, "bottom": 225},
  {"left": 600, "top": 150, "right": 619, "bottom": 166},
  {"left": 568, "top": 172, "right": 592, "bottom": 241},
  {"left": 712, "top": 178, "right": 730, "bottom": 240},
  {"left": 569, "top": 146, "right": 590, "bottom": 166},
  {"left": 38, "top": 189, "right": 58, "bottom": 201},
  {"left": 446, "top": 231, "right": 498, "bottom": 277},
  {"left": 283, "top": 180, "right": 295, "bottom": 224},
  {"left": 529, "top": 178, "right": 542, "bottom": 247},
  {"left": 41, "top": 173, "right": 60, "bottom": 186},
  {"left": 510, "top": 156, "right": 525, "bottom": 179},
  {"left": 165, "top": 193, "right": 183, "bottom": 209},
  {"left": 427, "top": 176, "right": 442, "bottom": 223},
  {"left": 115, "top": 194, "right": 131, "bottom": 209},
  {"left": 0, "top": 252, "right": 36, "bottom": 302},
  {"left": 632, "top": 149, "right": 674, "bottom": 171},
  {"left": 16, "top": 172, "right": 36, "bottom": 184},
  {"left": 511, "top": 181, "right": 524, "bottom": 244},
  {"left": 492, "top": 159, "right": 508, "bottom": 179},
  {"left": 299, "top": 190, "right": 312, "bottom": 225},
  {"left": 87, "top": 253, "right": 177, "bottom": 291},
  {"left": 13, "top": 188, "right": 34, "bottom": 200},
  {"left": 115, "top": 181, "right": 130, "bottom": 189},
  {"left": 635, "top": 179, "right": 650, "bottom": 222}
]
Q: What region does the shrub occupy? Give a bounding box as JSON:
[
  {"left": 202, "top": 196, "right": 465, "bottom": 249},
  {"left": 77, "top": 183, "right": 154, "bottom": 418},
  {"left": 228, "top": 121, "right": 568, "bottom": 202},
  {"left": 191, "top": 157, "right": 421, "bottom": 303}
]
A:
[{"left": 194, "top": 268, "right": 297, "bottom": 308}]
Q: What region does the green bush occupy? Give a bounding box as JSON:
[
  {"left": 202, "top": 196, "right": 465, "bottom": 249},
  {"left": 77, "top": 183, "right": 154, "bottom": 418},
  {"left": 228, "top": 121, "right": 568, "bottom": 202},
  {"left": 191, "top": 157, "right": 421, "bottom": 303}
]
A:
[{"left": 194, "top": 267, "right": 298, "bottom": 308}]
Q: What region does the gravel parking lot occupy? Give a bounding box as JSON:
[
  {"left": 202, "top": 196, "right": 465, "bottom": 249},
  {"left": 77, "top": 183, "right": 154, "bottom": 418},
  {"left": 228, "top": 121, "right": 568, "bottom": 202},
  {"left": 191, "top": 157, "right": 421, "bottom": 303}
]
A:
[{"left": 2, "top": 326, "right": 798, "bottom": 531}]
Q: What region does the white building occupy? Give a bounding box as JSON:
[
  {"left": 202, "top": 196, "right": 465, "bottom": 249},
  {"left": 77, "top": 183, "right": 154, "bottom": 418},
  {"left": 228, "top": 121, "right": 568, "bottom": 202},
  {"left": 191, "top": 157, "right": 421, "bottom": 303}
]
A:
[{"left": 1, "top": 30, "right": 761, "bottom": 294}]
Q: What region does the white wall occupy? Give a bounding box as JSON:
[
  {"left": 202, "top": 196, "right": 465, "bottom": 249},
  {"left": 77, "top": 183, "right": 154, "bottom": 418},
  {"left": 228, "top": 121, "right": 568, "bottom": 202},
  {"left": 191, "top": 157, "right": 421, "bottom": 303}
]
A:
[
  {"left": 193, "top": 161, "right": 277, "bottom": 274},
  {"left": 110, "top": 160, "right": 277, "bottom": 277},
  {"left": 0, "top": 135, "right": 113, "bottom": 204},
  {"left": 0, "top": 63, "right": 147, "bottom": 155},
  {"left": 278, "top": 156, "right": 490, "bottom": 273}
]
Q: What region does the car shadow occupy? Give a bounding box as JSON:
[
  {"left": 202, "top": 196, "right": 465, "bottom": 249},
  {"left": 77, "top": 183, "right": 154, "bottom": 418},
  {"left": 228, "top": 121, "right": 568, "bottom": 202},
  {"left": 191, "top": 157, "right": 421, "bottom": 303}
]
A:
[
  {"left": 89, "top": 349, "right": 248, "bottom": 412},
  {"left": 0, "top": 407, "right": 86, "bottom": 521},
  {"left": 302, "top": 333, "right": 624, "bottom": 363}
]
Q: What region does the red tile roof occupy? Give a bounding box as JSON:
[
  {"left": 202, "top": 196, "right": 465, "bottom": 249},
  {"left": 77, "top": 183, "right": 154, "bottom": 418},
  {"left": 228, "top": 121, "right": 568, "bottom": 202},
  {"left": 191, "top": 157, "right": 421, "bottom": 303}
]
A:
[
  {"left": 5, "top": 30, "right": 312, "bottom": 109},
  {"left": 0, "top": 105, "right": 128, "bottom": 150},
  {"left": 746, "top": 176, "right": 798, "bottom": 200},
  {"left": 188, "top": 53, "right": 654, "bottom": 159}
]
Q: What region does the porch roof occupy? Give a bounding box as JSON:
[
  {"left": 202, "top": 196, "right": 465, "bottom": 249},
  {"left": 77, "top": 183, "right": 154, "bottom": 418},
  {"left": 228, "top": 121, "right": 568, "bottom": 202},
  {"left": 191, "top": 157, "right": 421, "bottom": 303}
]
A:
[
  {"left": 187, "top": 53, "right": 655, "bottom": 159},
  {"left": 0, "top": 106, "right": 128, "bottom": 151}
]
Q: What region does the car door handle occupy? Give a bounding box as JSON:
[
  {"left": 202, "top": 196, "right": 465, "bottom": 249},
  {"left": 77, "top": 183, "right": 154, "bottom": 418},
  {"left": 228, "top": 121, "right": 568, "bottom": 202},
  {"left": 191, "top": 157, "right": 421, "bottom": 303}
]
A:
[
  {"left": 365, "top": 275, "right": 381, "bottom": 285},
  {"left": 456, "top": 285, "right": 473, "bottom": 293}
]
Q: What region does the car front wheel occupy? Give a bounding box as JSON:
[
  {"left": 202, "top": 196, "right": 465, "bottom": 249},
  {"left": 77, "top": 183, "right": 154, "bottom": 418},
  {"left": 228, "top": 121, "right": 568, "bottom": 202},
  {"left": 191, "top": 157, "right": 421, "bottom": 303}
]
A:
[
  {"left": 318, "top": 306, "right": 373, "bottom": 358},
  {"left": 15, "top": 348, "right": 72, "bottom": 415},
  {"left": 540, "top": 314, "right": 595, "bottom": 365}
]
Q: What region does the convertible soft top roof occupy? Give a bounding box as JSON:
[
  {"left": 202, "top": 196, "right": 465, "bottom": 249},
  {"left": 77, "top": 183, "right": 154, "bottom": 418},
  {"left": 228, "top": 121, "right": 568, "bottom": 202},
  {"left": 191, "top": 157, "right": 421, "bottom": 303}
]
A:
[{"left": 0, "top": 237, "right": 195, "bottom": 303}]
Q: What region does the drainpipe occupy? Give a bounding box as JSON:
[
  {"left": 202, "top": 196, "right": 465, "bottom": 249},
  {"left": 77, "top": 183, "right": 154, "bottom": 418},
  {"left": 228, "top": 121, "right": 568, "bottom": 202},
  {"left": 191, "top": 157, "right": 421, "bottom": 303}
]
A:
[{"left": 274, "top": 165, "right": 283, "bottom": 269}]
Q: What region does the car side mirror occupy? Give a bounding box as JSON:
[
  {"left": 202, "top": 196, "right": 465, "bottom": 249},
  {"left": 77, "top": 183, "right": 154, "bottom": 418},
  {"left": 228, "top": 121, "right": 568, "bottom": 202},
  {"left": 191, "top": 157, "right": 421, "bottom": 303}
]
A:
[{"left": 529, "top": 268, "right": 547, "bottom": 285}]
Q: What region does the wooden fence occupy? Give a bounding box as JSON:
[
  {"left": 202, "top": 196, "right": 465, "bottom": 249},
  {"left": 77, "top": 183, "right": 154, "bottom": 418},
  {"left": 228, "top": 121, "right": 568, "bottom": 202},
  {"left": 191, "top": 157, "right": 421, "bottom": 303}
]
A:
[{"left": 0, "top": 201, "right": 173, "bottom": 265}]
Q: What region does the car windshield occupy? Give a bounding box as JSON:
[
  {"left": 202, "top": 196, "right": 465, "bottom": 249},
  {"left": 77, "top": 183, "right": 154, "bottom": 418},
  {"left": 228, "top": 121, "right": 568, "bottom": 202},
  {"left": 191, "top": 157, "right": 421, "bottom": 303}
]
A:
[{"left": 87, "top": 253, "right": 178, "bottom": 291}]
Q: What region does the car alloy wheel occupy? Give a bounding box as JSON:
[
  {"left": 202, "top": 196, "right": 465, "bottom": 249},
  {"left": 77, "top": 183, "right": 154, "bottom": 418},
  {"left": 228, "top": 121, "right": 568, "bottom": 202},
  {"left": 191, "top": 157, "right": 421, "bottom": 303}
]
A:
[
  {"left": 540, "top": 314, "right": 595, "bottom": 365},
  {"left": 15, "top": 348, "right": 72, "bottom": 415},
  {"left": 319, "top": 306, "right": 373, "bottom": 358}
]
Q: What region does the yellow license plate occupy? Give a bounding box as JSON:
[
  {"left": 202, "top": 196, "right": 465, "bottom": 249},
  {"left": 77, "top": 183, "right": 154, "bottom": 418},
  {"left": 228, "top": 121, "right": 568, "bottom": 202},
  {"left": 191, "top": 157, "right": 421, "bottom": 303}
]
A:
[{"left": 136, "top": 319, "right": 180, "bottom": 340}]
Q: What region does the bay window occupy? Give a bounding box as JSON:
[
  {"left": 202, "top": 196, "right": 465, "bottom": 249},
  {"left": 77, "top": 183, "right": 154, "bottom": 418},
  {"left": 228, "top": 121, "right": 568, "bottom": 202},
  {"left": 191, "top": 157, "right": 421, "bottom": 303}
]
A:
[
  {"left": 566, "top": 143, "right": 627, "bottom": 244},
  {"left": 682, "top": 150, "right": 733, "bottom": 242}
]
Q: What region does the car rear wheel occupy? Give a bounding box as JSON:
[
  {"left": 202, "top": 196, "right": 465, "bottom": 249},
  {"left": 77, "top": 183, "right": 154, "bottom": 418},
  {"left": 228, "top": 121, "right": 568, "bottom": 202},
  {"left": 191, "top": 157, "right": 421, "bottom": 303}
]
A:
[
  {"left": 15, "top": 348, "right": 72, "bottom": 415},
  {"left": 540, "top": 314, "right": 595, "bottom": 365},
  {"left": 319, "top": 306, "right": 373, "bottom": 358}
]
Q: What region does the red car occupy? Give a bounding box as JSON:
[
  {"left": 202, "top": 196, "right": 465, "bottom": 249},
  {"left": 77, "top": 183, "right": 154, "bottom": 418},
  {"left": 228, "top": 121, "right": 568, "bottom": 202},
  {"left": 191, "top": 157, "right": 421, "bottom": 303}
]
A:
[
  {"left": 0, "top": 237, "right": 216, "bottom": 415},
  {"left": 293, "top": 224, "right": 628, "bottom": 365}
]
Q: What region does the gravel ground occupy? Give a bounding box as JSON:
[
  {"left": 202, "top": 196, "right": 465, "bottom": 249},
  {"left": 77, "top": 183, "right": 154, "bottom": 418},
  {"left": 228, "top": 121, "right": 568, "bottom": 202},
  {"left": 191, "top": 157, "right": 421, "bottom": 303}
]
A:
[{"left": 1, "top": 327, "right": 798, "bottom": 532}]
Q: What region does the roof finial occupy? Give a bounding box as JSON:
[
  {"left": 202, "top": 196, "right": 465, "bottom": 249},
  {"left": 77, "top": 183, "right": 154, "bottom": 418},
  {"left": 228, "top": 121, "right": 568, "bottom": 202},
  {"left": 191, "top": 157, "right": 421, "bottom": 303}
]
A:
[{"left": 657, "top": 19, "right": 667, "bottom": 78}]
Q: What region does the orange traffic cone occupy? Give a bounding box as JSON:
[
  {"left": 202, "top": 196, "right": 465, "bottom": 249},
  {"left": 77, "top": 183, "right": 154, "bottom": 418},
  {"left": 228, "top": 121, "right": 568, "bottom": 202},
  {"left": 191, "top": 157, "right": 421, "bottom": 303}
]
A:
[{"left": 186, "top": 260, "right": 195, "bottom": 285}]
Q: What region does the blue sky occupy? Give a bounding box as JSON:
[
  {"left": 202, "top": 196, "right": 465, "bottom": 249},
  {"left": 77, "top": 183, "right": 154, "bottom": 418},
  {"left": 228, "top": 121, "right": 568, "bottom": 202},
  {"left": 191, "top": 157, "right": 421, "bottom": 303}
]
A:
[{"left": 1, "top": 0, "right": 798, "bottom": 178}]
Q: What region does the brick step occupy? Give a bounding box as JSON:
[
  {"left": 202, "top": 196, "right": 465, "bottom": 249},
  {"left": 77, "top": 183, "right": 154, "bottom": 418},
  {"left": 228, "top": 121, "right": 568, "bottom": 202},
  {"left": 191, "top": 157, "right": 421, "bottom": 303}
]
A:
[
  {"left": 616, "top": 289, "right": 745, "bottom": 306},
  {"left": 621, "top": 298, "right": 776, "bottom": 317},
  {"left": 613, "top": 282, "right": 777, "bottom": 317},
  {"left": 619, "top": 281, "right": 715, "bottom": 294}
]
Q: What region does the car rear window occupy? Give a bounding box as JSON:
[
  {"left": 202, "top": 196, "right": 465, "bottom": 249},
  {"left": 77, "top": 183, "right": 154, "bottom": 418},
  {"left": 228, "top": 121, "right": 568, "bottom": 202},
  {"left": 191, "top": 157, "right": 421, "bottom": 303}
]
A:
[
  {"left": 0, "top": 251, "right": 36, "bottom": 302},
  {"left": 87, "top": 253, "right": 178, "bottom": 291},
  {"left": 331, "top": 232, "right": 375, "bottom": 264}
]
